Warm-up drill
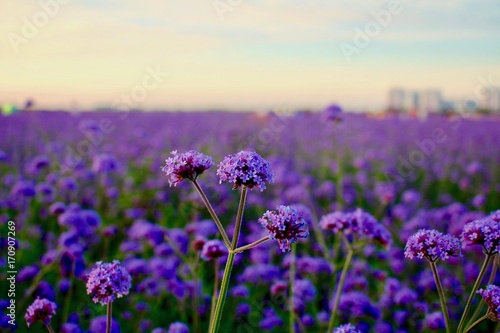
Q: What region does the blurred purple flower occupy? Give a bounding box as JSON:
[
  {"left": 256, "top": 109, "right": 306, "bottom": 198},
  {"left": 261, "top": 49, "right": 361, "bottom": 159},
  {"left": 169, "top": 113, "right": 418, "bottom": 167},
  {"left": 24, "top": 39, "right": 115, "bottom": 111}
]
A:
[
  {"left": 89, "top": 315, "right": 120, "bottom": 333},
  {"left": 333, "top": 323, "right": 361, "bottom": 333},
  {"left": 167, "top": 321, "right": 189, "bottom": 333},
  {"left": 259, "top": 308, "right": 283, "bottom": 330},
  {"left": 25, "top": 297, "right": 57, "bottom": 327}
]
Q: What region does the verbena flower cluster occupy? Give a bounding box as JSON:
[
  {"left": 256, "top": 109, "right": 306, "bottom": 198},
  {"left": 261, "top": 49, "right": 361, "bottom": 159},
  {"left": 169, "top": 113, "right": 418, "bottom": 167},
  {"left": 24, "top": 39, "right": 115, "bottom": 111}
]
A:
[
  {"left": 333, "top": 323, "right": 361, "bottom": 333},
  {"left": 478, "top": 284, "right": 500, "bottom": 321},
  {"left": 404, "top": 229, "right": 462, "bottom": 262},
  {"left": 461, "top": 215, "right": 500, "bottom": 254},
  {"left": 86, "top": 260, "right": 132, "bottom": 305},
  {"left": 217, "top": 150, "right": 274, "bottom": 191},
  {"left": 259, "top": 205, "right": 309, "bottom": 252},
  {"left": 25, "top": 298, "right": 57, "bottom": 327},
  {"left": 320, "top": 208, "right": 392, "bottom": 246},
  {"left": 201, "top": 239, "right": 228, "bottom": 261},
  {"left": 162, "top": 150, "right": 214, "bottom": 185}
]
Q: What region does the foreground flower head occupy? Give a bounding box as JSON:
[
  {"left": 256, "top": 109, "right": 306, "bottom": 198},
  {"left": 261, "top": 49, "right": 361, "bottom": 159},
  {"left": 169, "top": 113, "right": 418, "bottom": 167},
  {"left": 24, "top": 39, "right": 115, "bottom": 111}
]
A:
[
  {"left": 259, "top": 205, "right": 309, "bottom": 252},
  {"left": 217, "top": 151, "right": 273, "bottom": 191},
  {"left": 405, "top": 229, "right": 462, "bottom": 262},
  {"left": 25, "top": 297, "right": 57, "bottom": 327},
  {"left": 333, "top": 323, "right": 361, "bottom": 333},
  {"left": 86, "top": 260, "right": 132, "bottom": 305},
  {"left": 461, "top": 216, "right": 500, "bottom": 254},
  {"left": 477, "top": 284, "right": 500, "bottom": 321},
  {"left": 201, "top": 239, "right": 228, "bottom": 261},
  {"left": 162, "top": 150, "right": 214, "bottom": 185}
]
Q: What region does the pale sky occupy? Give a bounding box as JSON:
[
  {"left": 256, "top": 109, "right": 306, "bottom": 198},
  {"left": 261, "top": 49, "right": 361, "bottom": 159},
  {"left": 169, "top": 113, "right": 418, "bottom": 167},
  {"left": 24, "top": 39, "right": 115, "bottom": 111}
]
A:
[{"left": 1, "top": 0, "right": 499, "bottom": 111}]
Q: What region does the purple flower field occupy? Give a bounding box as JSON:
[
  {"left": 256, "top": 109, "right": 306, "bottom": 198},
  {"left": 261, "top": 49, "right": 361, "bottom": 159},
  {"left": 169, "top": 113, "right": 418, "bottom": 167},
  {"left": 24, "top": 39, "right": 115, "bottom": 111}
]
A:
[{"left": 1, "top": 110, "right": 500, "bottom": 333}]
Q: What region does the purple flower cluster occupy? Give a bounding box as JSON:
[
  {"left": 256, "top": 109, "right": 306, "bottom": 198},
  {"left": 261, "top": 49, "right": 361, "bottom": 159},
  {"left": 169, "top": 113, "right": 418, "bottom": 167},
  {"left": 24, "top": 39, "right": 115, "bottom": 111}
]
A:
[
  {"left": 320, "top": 209, "right": 392, "bottom": 246},
  {"left": 162, "top": 150, "right": 213, "bottom": 185},
  {"left": 201, "top": 240, "right": 228, "bottom": 261},
  {"left": 478, "top": 284, "right": 500, "bottom": 321},
  {"left": 25, "top": 297, "right": 57, "bottom": 327},
  {"left": 217, "top": 151, "right": 273, "bottom": 191},
  {"left": 167, "top": 322, "right": 189, "bottom": 333},
  {"left": 86, "top": 260, "right": 132, "bottom": 305},
  {"left": 404, "top": 229, "right": 462, "bottom": 262},
  {"left": 333, "top": 323, "right": 361, "bottom": 333},
  {"left": 461, "top": 215, "right": 500, "bottom": 254},
  {"left": 259, "top": 205, "right": 309, "bottom": 252}
]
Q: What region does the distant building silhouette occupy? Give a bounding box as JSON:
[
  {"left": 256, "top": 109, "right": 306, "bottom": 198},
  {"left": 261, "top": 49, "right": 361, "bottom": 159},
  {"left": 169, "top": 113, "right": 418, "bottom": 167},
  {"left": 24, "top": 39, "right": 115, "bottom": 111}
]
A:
[
  {"left": 479, "top": 87, "right": 500, "bottom": 112},
  {"left": 388, "top": 88, "right": 442, "bottom": 118}
]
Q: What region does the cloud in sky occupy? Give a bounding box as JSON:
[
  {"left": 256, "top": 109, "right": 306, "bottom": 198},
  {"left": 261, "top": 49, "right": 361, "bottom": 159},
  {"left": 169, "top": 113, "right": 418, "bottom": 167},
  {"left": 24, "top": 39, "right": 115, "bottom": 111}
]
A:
[{"left": 1, "top": 0, "right": 499, "bottom": 111}]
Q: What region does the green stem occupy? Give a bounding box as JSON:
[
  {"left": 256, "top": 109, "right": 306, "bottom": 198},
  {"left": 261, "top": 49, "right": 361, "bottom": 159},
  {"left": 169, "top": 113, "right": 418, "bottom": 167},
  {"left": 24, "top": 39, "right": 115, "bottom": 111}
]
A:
[
  {"left": 106, "top": 302, "right": 113, "bottom": 333},
  {"left": 464, "top": 314, "right": 488, "bottom": 333},
  {"left": 234, "top": 236, "right": 270, "bottom": 253},
  {"left": 164, "top": 232, "right": 190, "bottom": 263},
  {"left": 208, "top": 251, "right": 235, "bottom": 333},
  {"left": 231, "top": 186, "right": 247, "bottom": 249},
  {"left": 209, "top": 260, "right": 220, "bottom": 331},
  {"left": 468, "top": 254, "right": 498, "bottom": 326},
  {"left": 208, "top": 186, "right": 247, "bottom": 333},
  {"left": 327, "top": 242, "right": 353, "bottom": 333},
  {"left": 429, "top": 261, "right": 451, "bottom": 333},
  {"left": 192, "top": 253, "right": 201, "bottom": 333},
  {"left": 192, "top": 180, "right": 231, "bottom": 248},
  {"left": 45, "top": 324, "right": 55, "bottom": 333},
  {"left": 289, "top": 243, "right": 297, "bottom": 333},
  {"left": 457, "top": 254, "right": 492, "bottom": 333}
]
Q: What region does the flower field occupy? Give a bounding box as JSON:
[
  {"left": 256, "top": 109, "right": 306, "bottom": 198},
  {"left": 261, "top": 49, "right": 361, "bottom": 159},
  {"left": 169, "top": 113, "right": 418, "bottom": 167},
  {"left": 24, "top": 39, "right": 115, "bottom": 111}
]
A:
[{"left": 0, "top": 110, "right": 499, "bottom": 333}]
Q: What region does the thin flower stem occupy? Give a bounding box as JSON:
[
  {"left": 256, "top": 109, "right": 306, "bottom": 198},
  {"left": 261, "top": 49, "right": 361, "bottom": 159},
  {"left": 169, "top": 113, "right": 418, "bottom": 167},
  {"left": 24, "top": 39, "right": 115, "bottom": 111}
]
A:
[
  {"left": 468, "top": 254, "right": 498, "bottom": 326},
  {"left": 164, "top": 232, "right": 190, "bottom": 263},
  {"left": 192, "top": 253, "right": 201, "bottom": 333},
  {"left": 45, "top": 324, "right": 55, "bottom": 333},
  {"left": 234, "top": 236, "right": 270, "bottom": 253},
  {"left": 457, "top": 254, "right": 492, "bottom": 333},
  {"left": 209, "top": 259, "right": 220, "bottom": 331},
  {"left": 106, "top": 302, "right": 113, "bottom": 333},
  {"left": 429, "top": 261, "right": 451, "bottom": 333},
  {"left": 192, "top": 180, "right": 231, "bottom": 248},
  {"left": 464, "top": 314, "right": 488, "bottom": 332},
  {"left": 209, "top": 186, "right": 247, "bottom": 333},
  {"left": 208, "top": 251, "right": 235, "bottom": 333},
  {"left": 289, "top": 243, "right": 297, "bottom": 333},
  {"left": 231, "top": 186, "right": 247, "bottom": 249},
  {"left": 327, "top": 240, "right": 354, "bottom": 333}
]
